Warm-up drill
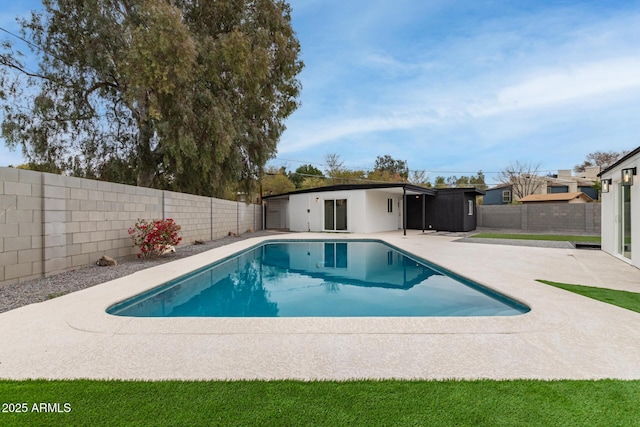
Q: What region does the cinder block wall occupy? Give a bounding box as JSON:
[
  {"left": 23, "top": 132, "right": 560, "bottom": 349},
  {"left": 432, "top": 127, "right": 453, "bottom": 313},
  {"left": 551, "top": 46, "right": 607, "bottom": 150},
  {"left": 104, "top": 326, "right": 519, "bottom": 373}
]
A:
[
  {"left": 238, "top": 203, "right": 262, "bottom": 235},
  {"left": 164, "top": 191, "right": 212, "bottom": 243},
  {"left": 0, "top": 166, "right": 263, "bottom": 287},
  {"left": 212, "top": 199, "right": 240, "bottom": 238},
  {"left": 42, "top": 175, "right": 163, "bottom": 277},
  {"left": 477, "top": 203, "right": 601, "bottom": 233},
  {"left": 477, "top": 205, "right": 522, "bottom": 229},
  {"left": 0, "top": 167, "right": 43, "bottom": 284}
]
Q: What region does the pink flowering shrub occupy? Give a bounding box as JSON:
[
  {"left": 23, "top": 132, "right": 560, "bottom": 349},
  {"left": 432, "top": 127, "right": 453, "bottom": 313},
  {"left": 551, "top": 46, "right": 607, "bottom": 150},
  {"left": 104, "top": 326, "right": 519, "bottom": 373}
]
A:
[{"left": 128, "top": 218, "right": 182, "bottom": 258}]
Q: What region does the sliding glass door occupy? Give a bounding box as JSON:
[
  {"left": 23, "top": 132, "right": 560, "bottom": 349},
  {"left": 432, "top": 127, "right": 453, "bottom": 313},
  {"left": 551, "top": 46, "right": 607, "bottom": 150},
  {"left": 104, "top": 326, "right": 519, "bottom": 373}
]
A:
[
  {"left": 324, "top": 199, "right": 347, "bottom": 231},
  {"left": 619, "top": 183, "right": 632, "bottom": 259}
]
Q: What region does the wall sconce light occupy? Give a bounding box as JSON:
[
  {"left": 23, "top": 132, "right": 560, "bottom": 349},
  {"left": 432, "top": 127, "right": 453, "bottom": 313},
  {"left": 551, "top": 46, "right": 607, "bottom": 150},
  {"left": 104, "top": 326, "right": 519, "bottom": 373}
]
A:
[
  {"left": 315, "top": 197, "right": 320, "bottom": 203},
  {"left": 621, "top": 167, "right": 636, "bottom": 186},
  {"left": 601, "top": 179, "right": 611, "bottom": 193}
]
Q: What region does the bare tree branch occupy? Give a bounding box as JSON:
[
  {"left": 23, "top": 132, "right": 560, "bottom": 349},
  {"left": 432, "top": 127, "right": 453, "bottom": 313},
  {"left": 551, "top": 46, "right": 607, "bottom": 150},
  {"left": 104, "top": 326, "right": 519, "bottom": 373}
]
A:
[
  {"left": 0, "top": 55, "right": 46, "bottom": 80},
  {"left": 574, "top": 150, "right": 629, "bottom": 173},
  {"left": 498, "top": 161, "right": 544, "bottom": 200}
]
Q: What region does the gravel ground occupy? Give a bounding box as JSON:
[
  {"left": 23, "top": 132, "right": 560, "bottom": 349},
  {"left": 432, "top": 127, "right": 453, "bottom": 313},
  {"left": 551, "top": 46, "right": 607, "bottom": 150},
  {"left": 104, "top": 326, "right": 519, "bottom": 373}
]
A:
[{"left": 0, "top": 230, "right": 279, "bottom": 314}]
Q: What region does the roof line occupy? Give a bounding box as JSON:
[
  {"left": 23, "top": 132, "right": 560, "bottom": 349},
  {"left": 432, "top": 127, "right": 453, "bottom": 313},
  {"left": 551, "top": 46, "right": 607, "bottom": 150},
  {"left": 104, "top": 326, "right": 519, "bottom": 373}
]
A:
[
  {"left": 598, "top": 146, "right": 640, "bottom": 176},
  {"left": 262, "top": 183, "right": 485, "bottom": 198}
]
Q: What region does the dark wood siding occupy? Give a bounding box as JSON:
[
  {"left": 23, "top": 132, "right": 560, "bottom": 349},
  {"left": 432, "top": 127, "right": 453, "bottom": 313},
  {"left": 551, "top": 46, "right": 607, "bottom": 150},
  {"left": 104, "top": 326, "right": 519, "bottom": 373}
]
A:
[{"left": 406, "top": 191, "right": 477, "bottom": 232}]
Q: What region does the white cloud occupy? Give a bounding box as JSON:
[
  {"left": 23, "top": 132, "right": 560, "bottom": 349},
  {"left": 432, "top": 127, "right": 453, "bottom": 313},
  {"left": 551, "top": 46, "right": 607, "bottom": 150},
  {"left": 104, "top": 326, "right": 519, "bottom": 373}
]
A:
[
  {"left": 280, "top": 112, "right": 437, "bottom": 153},
  {"left": 486, "top": 57, "right": 640, "bottom": 115},
  {"left": 282, "top": 53, "right": 640, "bottom": 155}
]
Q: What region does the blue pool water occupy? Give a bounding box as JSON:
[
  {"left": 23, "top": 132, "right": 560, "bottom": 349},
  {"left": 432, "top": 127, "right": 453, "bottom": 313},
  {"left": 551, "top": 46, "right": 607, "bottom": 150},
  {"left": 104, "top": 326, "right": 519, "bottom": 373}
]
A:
[{"left": 107, "top": 240, "right": 530, "bottom": 317}]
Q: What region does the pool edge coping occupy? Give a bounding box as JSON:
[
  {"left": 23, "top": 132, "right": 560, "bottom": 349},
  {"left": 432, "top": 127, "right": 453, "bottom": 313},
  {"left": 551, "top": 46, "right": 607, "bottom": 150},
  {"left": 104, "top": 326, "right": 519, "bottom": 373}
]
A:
[{"left": 59, "top": 233, "right": 567, "bottom": 336}]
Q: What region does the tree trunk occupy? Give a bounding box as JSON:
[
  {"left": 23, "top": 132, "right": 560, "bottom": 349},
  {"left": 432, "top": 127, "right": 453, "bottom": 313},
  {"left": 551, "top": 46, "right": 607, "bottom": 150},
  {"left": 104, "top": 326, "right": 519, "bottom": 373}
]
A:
[
  {"left": 135, "top": 96, "right": 157, "bottom": 188},
  {"left": 136, "top": 124, "right": 157, "bottom": 188}
]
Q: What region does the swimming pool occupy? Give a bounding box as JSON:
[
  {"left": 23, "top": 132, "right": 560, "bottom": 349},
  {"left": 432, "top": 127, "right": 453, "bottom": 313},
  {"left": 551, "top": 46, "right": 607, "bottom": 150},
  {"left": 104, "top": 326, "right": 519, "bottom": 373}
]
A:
[{"left": 107, "top": 240, "right": 529, "bottom": 317}]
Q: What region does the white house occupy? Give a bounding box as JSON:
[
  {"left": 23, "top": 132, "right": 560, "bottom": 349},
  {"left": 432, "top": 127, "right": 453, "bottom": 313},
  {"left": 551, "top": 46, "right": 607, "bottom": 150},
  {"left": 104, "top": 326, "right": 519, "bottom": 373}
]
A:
[
  {"left": 264, "top": 183, "right": 483, "bottom": 234},
  {"left": 599, "top": 146, "right": 640, "bottom": 268}
]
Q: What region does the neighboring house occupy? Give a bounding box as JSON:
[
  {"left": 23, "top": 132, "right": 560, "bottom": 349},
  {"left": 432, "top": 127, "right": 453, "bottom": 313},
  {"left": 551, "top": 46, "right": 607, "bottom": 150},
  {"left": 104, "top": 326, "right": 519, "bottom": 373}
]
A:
[
  {"left": 483, "top": 183, "right": 515, "bottom": 205},
  {"left": 483, "top": 167, "right": 599, "bottom": 205},
  {"left": 519, "top": 192, "right": 594, "bottom": 204},
  {"left": 599, "top": 146, "right": 640, "bottom": 269},
  {"left": 263, "top": 183, "right": 484, "bottom": 234}
]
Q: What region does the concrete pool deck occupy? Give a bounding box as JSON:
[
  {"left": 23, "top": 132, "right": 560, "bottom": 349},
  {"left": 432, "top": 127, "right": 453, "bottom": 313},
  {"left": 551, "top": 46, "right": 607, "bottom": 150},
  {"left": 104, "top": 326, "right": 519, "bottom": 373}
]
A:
[{"left": 1, "top": 230, "right": 639, "bottom": 381}]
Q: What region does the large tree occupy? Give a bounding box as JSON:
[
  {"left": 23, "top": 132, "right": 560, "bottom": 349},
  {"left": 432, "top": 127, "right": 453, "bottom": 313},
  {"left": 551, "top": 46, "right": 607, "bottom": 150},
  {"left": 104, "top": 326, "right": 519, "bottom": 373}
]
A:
[
  {"left": 289, "top": 163, "right": 323, "bottom": 188},
  {"left": 0, "top": 0, "right": 302, "bottom": 197},
  {"left": 370, "top": 154, "right": 408, "bottom": 181},
  {"left": 261, "top": 166, "right": 295, "bottom": 196}
]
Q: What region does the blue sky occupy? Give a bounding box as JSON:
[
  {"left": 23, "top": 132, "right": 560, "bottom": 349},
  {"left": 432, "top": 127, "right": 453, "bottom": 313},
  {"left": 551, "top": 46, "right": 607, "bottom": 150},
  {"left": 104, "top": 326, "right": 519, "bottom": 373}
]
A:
[{"left": 2, "top": 1, "right": 640, "bottom": 184}]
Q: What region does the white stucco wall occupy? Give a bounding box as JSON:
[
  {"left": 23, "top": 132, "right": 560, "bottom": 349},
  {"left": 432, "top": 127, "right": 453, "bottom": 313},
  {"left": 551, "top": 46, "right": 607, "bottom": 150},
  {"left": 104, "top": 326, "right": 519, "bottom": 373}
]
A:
[
  {"left": 288, "top": 189, "right": 403, "bottom": 233},
  {"left": 600, "top": 154, "right": 640, "bottom": 269},
  {"left": 362, "top": 189, "right": 402, "bottom": 233},
  {"left": 288, "top": 193, "right": 314, "bottom": 232}
]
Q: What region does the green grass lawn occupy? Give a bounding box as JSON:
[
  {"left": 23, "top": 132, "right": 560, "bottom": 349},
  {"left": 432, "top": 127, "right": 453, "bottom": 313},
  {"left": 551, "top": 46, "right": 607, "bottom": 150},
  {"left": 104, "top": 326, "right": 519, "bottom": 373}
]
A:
[
  {"left": 470, "top": 233, "right": 601, "bottom": 242},
  {"left": 1, "top": 379, "right": 639, "bottom": 426},
  {"left": 537, "top": 280, "right": 640, "bottom": 313}
]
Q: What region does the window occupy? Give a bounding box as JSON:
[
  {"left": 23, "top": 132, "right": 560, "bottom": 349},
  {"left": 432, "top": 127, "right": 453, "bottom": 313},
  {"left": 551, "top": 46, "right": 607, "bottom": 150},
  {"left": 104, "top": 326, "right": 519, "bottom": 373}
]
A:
[
  {"left": 468, "top": 199, "right": 474, "bottom": 216},
  {"left": 502, "top": 190, "right": 511, "bottom": 203},
  {"left": 387, "top": 198, "right": 393, "bottom": 213}
]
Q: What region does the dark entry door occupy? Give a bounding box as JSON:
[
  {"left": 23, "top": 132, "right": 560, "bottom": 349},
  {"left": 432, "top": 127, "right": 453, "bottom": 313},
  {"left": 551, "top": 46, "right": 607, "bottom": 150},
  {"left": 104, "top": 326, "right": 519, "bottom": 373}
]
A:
[{"left": 406, "top": 195, "right": 425, "bottom": 229}]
